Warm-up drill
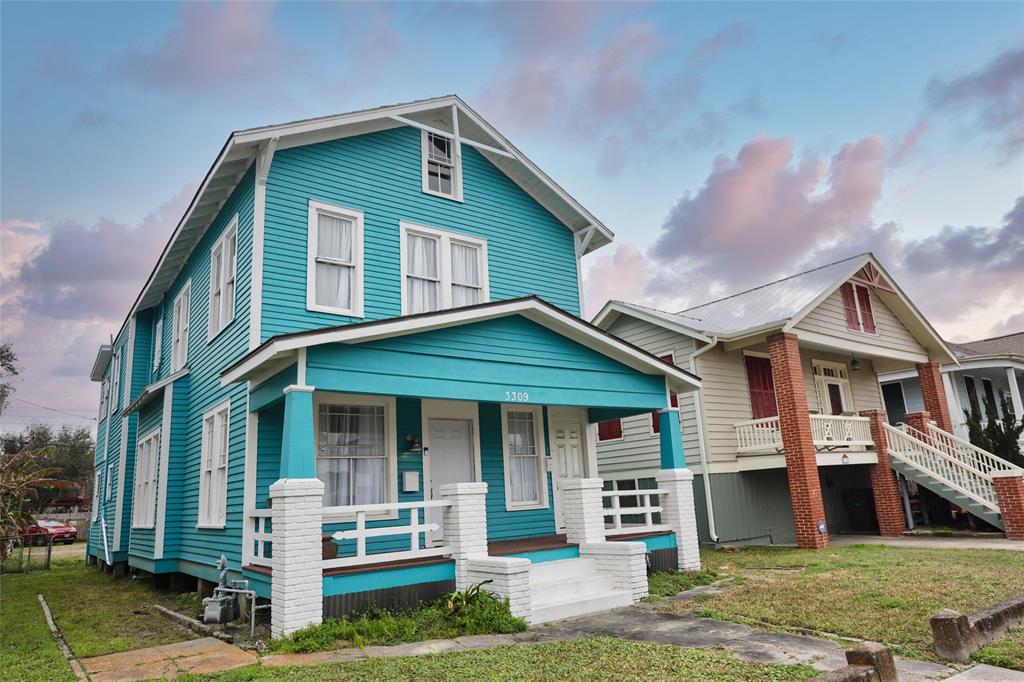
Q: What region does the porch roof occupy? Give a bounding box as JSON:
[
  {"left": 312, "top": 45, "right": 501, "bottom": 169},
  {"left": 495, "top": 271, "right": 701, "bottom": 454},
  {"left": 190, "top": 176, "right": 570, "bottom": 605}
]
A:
[{"left": 224, "top": 297, "right": 701, "bottom": 405}]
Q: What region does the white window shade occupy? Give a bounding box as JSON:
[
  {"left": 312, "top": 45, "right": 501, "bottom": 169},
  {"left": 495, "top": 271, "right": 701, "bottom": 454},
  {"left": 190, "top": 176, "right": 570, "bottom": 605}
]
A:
[
  {"left": 307, "top": 201, "right": 364, "bottom": 316},
  {"left": 405, "top": 232, "right": 440, "bottom": 314},
  {"left": 501, "top": 404, "right": 546, "bottom": 510},
  {"left": 199, "top": 401, "right": 230, "bottom": 527}
]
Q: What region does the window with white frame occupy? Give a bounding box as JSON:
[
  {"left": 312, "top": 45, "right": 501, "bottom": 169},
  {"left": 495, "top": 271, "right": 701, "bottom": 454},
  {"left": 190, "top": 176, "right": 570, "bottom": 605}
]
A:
[
  {"left": 132, "top": 429, "right": 161, "bottom": 528},
  {"left": 199, "top": 401, "right": 230, "bottom": 527},
  {"left": 307, "top": 200, "right": 364, "bottom": 316},
  {"left": 422, "top": 131, "right": 461, "bottom": 200},
  {"left": 812, "top": 359, "right": 855, "bottom": 415},
  {"left": 840, "top": 282, "right": 876, "bottom": 334},
  {"left": 98, "top": 376, "right": 109, "bottom": 420},
  {"left": 106, "top": 461, "right": 114, "bottom": 501},
  {"left": 208, "top": 217, "right": 238, "bottom": 340},
  {"left": 91, "top": 470, "right": 100, "bottom": 521},
  {"left": 152, "top": 317, "right": 162, "bottom": 373},
  {"left": 502, "top": 405, "right": 546, "bottom": 509},
  {"left": 171, "top": 281, "right": 192, "bottom": 372},
  {"left": 316, "top": 399, "right": 395, "bottom": 507},
  {"left": 401, "top": 223, "right": 488, "bottom": 314},
  {"left": 110, "top": 350, "right": 121, "bottom": 414}
]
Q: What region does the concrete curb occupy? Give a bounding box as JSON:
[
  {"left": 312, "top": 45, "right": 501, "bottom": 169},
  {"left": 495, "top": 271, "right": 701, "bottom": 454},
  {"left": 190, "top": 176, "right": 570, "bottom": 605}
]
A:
[{"left": 37, "top": 593, "right": 88, "bottom": 681}]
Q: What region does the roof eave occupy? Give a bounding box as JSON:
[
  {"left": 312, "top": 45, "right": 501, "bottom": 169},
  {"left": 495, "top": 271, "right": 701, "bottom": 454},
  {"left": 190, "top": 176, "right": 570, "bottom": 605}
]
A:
[{"left": 90, "top": 345, "right": 113, "bottom": 382}]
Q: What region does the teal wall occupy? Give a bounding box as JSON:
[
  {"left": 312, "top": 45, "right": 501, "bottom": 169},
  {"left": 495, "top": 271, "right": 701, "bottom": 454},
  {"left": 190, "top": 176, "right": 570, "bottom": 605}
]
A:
[
  {"left": 261, "top": 126, "right": 581, "bottom": 342},
  {"left": 128, "top": 394, "right": 163, "bottom": 560},
  {"left": 306, "top": 316, "right": 667, "bottom": 410}
]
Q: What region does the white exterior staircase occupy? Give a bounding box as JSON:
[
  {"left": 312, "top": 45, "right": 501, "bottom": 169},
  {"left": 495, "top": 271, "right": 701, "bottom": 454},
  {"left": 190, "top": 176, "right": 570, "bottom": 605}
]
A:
[
  {"left": 527, "top": 558, "right": 634, "bottom": 624},
  {"left": 884, "top": 422, "right": 1019, "bottom": 530}
]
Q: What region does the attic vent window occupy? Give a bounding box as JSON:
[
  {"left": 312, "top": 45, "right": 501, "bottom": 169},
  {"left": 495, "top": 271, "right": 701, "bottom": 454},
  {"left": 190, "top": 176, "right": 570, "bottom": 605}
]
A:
[{"left": 422, "top": 131, "right": 462, "bottom": 201}]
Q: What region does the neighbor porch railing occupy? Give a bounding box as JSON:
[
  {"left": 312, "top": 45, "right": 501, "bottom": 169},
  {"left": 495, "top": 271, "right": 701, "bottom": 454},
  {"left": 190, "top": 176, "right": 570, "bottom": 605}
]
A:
[
  {"left": 322, "top": 500, "right": 453, "bottom": 569},
  {"left": 602, "top": 487, "right": 671, "bottom": 536},
  {"left": 925, "top": 423, "right": 1018, "bottom": 477},
  {"left": 734, "top": 414, "right": 876, "bottom": 454}
]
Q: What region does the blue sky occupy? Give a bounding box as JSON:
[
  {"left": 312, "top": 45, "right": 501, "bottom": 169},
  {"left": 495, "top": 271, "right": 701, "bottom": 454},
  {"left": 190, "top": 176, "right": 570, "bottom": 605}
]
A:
[{"left": 1, "top": 1, "right": 1022, "bottom": 430}]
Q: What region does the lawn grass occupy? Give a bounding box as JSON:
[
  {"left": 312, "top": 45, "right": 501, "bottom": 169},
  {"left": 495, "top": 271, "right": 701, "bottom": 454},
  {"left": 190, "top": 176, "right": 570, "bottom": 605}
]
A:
[
  {"left": 646, "top": 568, "right": 720, "bottom": 599},
  {"left": 974, "top": 627, "right": 1024, "bottom": 670},
  {"left": 184, "top": 637, "right": 820, "bottom": 681},
  {"left": 667, "top": 544, "right": 1024, "bottom": 668},
  {"left": 0, "top": 556, "right": 202, "bottom": 681},
  {"left": 271, "top": 592, "right": 527, "bottom": 653}
]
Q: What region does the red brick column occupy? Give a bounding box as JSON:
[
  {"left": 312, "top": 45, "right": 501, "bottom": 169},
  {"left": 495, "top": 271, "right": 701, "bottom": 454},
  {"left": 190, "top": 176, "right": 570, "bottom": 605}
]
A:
[
  {"left": 903, "top": 411, "right": 932, "bottom": 436},
  {"left": 916, "top": 362, "right": 953, "bottom": 433},
  {"left": 993, "top": 471, "right": 1024, "bottom": 540},
  {"left": 768, "top": 332, "right": 829, "bottom": 549},
  {"left": 861, "top": 409, "right": 907, "bottom": 536}
]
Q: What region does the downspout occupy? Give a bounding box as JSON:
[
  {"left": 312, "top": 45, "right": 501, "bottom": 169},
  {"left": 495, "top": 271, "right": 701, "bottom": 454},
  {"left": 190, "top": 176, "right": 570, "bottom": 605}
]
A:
[{"left": 689, "top": 337, "right": 719, "bottom": 542}]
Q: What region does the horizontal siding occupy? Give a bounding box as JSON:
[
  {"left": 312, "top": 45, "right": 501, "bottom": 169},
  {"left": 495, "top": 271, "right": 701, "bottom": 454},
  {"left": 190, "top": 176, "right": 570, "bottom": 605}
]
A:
[
  {"left": 261, "top": 125, "right": 581, "bottom": 341},
  {"left": 795, "top": 285, "right": 927, "bottom": 357},
  {"left": 695, "top": 345, "right": 754, "bottom": 464},
  {"left": 307, "top": 317, "right": 667, "bottom": 409},
  {"left": 596, "top": 315, "right": 702, "bottom": 475}
]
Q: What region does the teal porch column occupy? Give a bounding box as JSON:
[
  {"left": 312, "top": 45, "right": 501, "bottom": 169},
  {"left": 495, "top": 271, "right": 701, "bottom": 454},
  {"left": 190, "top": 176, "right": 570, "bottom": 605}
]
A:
[
  {"left": 658, "top": 409, "right": 685, "bottom": 470},
  {"left": 280, "top": 385, "right": 316, "bottom": 479}
]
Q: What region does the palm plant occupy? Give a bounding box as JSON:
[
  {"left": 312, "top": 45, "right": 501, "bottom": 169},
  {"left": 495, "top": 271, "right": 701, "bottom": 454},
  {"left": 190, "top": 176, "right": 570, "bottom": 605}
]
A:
[{"left": 1, "top": 445, "right": 77, "bottom": 559}]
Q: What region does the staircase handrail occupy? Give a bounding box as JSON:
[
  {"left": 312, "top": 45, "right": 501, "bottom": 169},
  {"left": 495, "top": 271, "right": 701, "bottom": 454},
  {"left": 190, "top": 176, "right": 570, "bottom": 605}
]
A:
[
  {"left": 924, "top": 423, "right": 1018, "bottom": 474},
  {"left": 884, "top": 423, "right": 999, "bottom": 511}
]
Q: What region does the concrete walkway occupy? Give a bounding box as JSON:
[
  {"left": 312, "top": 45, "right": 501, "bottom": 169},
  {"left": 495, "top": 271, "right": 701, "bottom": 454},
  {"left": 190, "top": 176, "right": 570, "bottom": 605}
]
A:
[
  {"left": 80, "top": 637, "right": 256, "bottom": 681},
  {"left": 831, "top": 534, "right": 1024, "bottom": 552}
]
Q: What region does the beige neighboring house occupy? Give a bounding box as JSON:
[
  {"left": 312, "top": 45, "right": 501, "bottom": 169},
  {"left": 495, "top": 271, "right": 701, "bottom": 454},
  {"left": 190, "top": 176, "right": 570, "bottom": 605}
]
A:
[{"left": 593, "top": 253, "right": 1024, "bottom": 547}]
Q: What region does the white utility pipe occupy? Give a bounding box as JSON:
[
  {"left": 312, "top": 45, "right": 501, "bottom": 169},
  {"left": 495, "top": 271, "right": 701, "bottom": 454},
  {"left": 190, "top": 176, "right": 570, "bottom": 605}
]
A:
[{"left": 690, "top": 336, "right": 719, "bottom": 542}]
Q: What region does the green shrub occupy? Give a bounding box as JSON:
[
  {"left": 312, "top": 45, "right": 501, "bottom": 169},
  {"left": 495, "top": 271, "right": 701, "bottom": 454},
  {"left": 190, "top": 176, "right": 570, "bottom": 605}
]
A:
[{"left": 270, "top": 587, "right": 526, "bottom": 654}]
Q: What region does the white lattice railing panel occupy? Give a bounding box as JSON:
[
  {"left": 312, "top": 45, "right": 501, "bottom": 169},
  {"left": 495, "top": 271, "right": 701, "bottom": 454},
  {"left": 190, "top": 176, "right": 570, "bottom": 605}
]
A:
[
  {"left": 885, "top": 423, "right": 999, "bottom": 511},
  {"left": 734, "top": 416, "right": 783, "bottom": 453},
  {"left": 323, "top": 500, "right": 452, "bottom": 569},
  {"left": 602, "top": 487, "right": 670, "bottom": 537},
  {"left": 249, "top": 509, "right": 272, "bottom": 567},
  {"left": 810, "top": 415, "right": 874, "bottom": 449}
]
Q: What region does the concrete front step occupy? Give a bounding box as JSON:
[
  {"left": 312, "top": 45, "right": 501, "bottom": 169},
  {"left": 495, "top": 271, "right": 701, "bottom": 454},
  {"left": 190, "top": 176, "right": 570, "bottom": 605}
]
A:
[
  {"left": 530, "top": 573, "right": 619, "bottom": 604},
  {"left": 530, "top": 589, "right": 635, "bottom": 624},
  {"left": 529, "top": 557, "right": 598, "bottom": 583}
]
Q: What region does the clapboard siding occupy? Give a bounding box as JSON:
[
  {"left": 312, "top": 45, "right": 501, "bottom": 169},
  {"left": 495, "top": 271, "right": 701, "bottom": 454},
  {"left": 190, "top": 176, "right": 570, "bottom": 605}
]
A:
[
  {"left": 796, "top": 285, "right": 927, "bottom": 357},
  {"left": 695, "top": 345, "right": 756, "bottom": 464},
  {"left": 596, "top": 316, "right": 702, "bottom": 475},
  {"left": 261, "top": 126, "right": 580, "bottom": 342}
]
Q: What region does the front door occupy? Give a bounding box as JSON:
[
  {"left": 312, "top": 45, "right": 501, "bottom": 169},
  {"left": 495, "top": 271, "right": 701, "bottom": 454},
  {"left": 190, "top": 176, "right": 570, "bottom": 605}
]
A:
[
  {"left": 551, "top": 419, "right": 587, "bottom": 531},
  {"left": 426, "top": 418, "right": 474, "bottom": 543}
]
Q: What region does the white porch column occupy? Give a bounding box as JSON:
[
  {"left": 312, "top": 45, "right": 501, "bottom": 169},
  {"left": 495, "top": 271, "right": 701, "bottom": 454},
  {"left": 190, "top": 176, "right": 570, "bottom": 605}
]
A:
[
  {"left": 656, "top": 468, "right": 701, "bottom": 571},
  {"left": 440, "top": 481, "right": 489, "bottom": 589},
  {"left": 269, "top": 477, "right": 324, "bottom": 637},
  {"left": 1007, "top": 368, "right": 1023, "bottom": 422},
  {"left": 942, "top": 372, "right": 968, "bottom": 440},
  {"left": 559, "top": 478, "right": 606, "bottom": 545}
]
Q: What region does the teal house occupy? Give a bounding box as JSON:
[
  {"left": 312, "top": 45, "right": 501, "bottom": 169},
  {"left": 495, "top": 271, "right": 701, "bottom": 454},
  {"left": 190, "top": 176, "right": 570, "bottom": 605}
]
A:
[{"left": 87, "top": 96, "right": 702, "bottom": 636}]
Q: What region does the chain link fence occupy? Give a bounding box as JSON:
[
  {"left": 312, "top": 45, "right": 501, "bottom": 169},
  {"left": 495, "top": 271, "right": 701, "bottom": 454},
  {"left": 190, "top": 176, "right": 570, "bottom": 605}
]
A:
[{"left": 1, "top": 533, "right": 54, "bottom": 573}]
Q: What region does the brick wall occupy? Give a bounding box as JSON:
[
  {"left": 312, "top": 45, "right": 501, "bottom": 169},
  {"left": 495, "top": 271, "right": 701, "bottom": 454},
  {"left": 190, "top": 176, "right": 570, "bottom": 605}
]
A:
[
  {"left": 861, "top": 409, "right": 907, "bottom": 536},
  {"left": 768, "top": 332, "right": 829, "bottom": 549},
  {"left": 915, "top": 362, "right": 953, "bottom": 433},
  {"left": 993, "top": 472, "right": 1024, "bottom": 541}
]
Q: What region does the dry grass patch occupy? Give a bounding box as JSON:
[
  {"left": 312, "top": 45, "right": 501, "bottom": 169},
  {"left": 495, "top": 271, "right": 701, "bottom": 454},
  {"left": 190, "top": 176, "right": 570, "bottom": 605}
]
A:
[{"left": 668, "top": 544, "right": 1024, "bottom": 666}]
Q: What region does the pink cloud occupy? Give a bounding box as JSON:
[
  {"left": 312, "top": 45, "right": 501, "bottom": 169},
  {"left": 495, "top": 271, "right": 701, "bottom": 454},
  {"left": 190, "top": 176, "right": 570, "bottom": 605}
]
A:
[
  {"left": 583, "top": 243, "right": 654, "bottom": 317},
  {"left": 688, "top": 20, "right": 754, "bottom": 66},
  {"left": 888, "top": 120, "right": 930, "bottom": 166}
]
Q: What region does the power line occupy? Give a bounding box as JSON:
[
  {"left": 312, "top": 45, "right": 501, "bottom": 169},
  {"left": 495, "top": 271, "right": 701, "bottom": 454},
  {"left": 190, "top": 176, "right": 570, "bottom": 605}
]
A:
[{"left": 7, "top": 397, "right": 97, "bottom": 422}]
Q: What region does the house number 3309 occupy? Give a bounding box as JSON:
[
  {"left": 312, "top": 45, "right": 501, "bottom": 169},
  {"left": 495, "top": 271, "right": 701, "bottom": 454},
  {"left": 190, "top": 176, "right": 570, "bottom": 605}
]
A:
[{"left": 504, "top": 390, "right": 530, "bottom": 402}]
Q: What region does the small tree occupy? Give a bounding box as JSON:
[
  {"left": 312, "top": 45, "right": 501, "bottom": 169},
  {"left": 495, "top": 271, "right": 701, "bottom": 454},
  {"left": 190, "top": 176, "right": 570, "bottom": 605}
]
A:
[
  {"left": 964, "top": 390, "right": 1024, "bottom": 467},
  {"left": 0, "top": 445, "right": 77, "bottom": 558},
  {"left": 0, "top": 342, "right": 19, "bottom": 415}
]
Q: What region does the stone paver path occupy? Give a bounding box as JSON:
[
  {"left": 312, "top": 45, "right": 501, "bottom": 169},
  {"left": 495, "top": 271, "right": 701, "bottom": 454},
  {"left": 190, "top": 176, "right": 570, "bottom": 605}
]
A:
[{"left": 80, "top": 637, "right": 256, "bottom": 681}]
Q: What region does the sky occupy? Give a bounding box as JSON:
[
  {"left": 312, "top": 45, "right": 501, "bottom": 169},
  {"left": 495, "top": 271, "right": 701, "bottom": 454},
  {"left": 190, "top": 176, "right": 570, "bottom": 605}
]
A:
[{"left": 1, "top": 1, "right": 1022, "bottom": 433}]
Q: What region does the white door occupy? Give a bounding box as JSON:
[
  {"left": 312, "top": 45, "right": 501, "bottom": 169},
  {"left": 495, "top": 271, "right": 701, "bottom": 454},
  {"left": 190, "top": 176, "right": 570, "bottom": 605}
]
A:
[
  {"left": 426, "top": 418, "right": 474, "bottom": 543},
  {"left": 551, "top": 420, "right": 587, "bottom": 531}
]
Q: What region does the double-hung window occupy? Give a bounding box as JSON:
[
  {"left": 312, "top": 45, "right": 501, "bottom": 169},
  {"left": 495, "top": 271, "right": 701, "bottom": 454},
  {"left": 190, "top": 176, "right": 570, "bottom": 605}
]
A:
[
  {"left": 110, "top": 350, "right": 121, "bottom": 414},
  {"left": 152, "top": 317, "right": 162, "bottom": 375},
  {"left": 307, "top": 201, "right": 364, "bottom": 316},
  {"left": 106, "top": 461, "right": 114, "bottom": 501},
  {"left": 132, "top": 429, "right": 161, "bottom": 528},
  {"left": 422, "top": 131, "right": 462, "bottom": 200},
  {"left": 171, "top": 281, "right": 192, "bottom": 372},
  {"left": 199, "top": 401, "right": 230, "bottom": 527},
  {"left": 840, "top": 282, "right": 876, "bottom": 334},
  {"left": 316, "top": 397, "right": 395, "bottom": 508},
  {"left": 501, "top": 405, "right": 547, "bottom": 509},
  {"left": 208, "top": 216, "right": 238, "bottom": 340},
  {"left": 401, "top": 223, "right": 488, "bottom": 314}
]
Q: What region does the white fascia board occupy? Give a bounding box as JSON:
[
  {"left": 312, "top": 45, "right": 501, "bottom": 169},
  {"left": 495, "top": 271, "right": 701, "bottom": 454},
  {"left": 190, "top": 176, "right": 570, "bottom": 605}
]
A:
[
  {"left": 952, "top": 357, "right": 1024, "bottom": 373},
  {"left": 593, "top": 301, "right": 714, "bottom": 344},
  {"left": 876, "top": 368, "right": 920, "bottom": 383},
  {"left": 222, "top": 300, "right": 701, "bottom": 393},
  {"left": 124, "top": 368, "right": 190, "bottom": 414},
  {"left": 91, "top": 345, "right": 113, "bottom": 381}
]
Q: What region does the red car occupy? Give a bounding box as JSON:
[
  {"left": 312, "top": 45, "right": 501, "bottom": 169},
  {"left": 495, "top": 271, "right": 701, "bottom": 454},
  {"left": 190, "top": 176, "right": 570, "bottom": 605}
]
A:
[{"left": 20, "top": 519, "right": 78, "bottom": 545}]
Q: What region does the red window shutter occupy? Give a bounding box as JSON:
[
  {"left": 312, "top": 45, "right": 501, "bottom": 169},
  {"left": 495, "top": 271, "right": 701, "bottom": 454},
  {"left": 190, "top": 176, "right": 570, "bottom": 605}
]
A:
[
  {"left": 840, "top": 283, "right": 860, "bottom": 331},
  {"left": 744, "top": 355, "right": 778, "bottom": 419},
  {"left": 855, "top": 285, "right": 876, "bottom": 333},
  {"left": 598, "top": 419, "right": 622, "bottom": 441},
  {"left": 651, "top": 412, "right": 660, "bottom": 434}
]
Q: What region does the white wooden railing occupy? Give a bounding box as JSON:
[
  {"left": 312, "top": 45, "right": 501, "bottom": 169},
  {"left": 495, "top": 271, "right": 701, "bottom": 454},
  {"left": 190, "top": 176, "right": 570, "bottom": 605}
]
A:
[
  {"left": 810, "top": 414, "right": 874, "bottom": 449},
  {"left": 602, "top": 488, "right": 671, "bottom": 537},
  {"left": 925, "top": 423, "right": 1018, "bottom": 477},
  {"left": 884, "top": 423, "right": 1000, "bottom": 511},
  {"left": 734, "top": 416, "right": 783, "bottom": 453},
  {"left": 249, "top": 509, "right": 273, "bottom": 568},
  {"left": 323, "top": 500, "right": 452, "bottom": 569}
]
